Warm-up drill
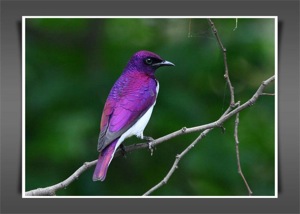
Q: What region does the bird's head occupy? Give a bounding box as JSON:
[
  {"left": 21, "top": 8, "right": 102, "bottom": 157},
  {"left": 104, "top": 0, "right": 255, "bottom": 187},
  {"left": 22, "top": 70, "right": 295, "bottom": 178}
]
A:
[{"left": 125, "top": 50, "right": 175, "bottom": 76}]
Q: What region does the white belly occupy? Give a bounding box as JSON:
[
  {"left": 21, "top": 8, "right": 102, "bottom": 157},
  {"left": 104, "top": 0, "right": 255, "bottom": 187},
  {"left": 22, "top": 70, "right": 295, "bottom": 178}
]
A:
[{"left": 115, "top": 81, "right": 159, "bottom": 150}]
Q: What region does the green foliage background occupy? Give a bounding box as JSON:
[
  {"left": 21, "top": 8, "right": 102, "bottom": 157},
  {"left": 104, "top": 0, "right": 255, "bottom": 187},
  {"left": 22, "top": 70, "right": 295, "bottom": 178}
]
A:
[{"left": 25, "top": 18, "right": 275, "bottom": 196}]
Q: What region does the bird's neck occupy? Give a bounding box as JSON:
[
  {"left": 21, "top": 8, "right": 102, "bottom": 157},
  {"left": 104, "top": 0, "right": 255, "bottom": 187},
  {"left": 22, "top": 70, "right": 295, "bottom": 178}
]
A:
[
  {"left": 124, "top": 63, "right": 156, "bottom": 78},
  {"left": 124, "top": 69, "right": 156, "bottom": 79},
  {"left": 109, "top": 70, "right": 158, "bottom": 101}
]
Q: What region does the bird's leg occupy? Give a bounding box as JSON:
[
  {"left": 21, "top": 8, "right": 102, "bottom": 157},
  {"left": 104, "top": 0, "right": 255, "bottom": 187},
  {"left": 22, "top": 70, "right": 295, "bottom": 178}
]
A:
[
  {"left": 120, "top": 143, "right": 127, "bottom": 158},
  {"left": 142, "top": 136, "right": 155, "bottom": 156}
]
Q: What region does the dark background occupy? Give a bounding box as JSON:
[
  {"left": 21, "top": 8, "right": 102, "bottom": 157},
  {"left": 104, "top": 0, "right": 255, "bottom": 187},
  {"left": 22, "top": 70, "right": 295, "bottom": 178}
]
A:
[
  {"left": 25, "top": 17, "right": 275, "bottom": 196},
  {"left": 1, "top": 0, "right": 299, "bottom": 213}
]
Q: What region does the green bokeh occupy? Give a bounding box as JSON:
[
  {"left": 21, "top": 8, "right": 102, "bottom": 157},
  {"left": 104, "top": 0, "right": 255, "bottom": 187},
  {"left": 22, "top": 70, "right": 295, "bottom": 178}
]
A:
[{"left": 25, "top": 18, "right": 275, "bottom": 196}]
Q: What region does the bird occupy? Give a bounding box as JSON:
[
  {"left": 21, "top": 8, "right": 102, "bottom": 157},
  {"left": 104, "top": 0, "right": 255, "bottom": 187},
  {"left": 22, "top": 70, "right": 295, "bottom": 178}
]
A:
[{"left": 93, "top": 50, "right": 175, "bottom": 181}]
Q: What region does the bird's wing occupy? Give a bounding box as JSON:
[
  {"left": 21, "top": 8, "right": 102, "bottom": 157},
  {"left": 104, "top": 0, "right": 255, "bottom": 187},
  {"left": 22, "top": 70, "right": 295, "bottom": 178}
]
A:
[{"left": 97, "top": 79, "right": 157, "bottom": 152}]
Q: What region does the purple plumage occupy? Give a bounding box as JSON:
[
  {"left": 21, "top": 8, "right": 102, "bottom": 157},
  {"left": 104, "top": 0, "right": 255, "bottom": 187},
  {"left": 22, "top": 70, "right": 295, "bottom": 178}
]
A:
[
  {"left": 93, "top": 50, "right": 174, "bottom": 181},
  {"left": 92, "top": 139, "right": 118, "bottom": 181}
]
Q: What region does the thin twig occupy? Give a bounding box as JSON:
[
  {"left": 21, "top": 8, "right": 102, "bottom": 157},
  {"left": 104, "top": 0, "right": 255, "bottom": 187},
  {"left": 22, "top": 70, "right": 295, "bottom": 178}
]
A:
[
  {"left": 261, "top": 93, "right": 275, "bottom": 96},
  {"left": 233, "top": 18, "right": 238, "bottom": 31},
  {"left": 208, "top": 19, "right": 235, "bottom": 107},
  {"left": 25, "top": 75, "right": 274, "bottom": 196},
  {"left": 115, "top": 75, "right": 274, "bottom": 157},
  {"left": 143, "top": 129, "right": 212, "bottom": 196},
  {"left": 234, "top": 101, "right": 253, "bottom": 196},
  {"left": 25, "top": 161, "right": 96, "bottom": 196},
  {"left": 210, "top": 18, "right": 249, "bottom": 196},
  {"left": 142, "top": 19, "right": 274, "bottom": 196},
  {"left": 142, "top": 76, "right": 274, "bottom": 195}
]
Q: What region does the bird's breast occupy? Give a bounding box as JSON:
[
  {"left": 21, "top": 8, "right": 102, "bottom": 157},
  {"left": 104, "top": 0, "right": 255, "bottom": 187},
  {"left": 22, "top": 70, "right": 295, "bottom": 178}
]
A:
[{"left": 116, "top": 80, "right": 159, "bottom": 144}]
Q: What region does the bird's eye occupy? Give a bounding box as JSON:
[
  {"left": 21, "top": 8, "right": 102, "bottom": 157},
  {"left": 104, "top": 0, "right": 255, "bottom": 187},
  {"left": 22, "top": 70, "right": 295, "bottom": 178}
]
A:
[{"left": 145, "top": 58, "right": 153, "bottom": 65}]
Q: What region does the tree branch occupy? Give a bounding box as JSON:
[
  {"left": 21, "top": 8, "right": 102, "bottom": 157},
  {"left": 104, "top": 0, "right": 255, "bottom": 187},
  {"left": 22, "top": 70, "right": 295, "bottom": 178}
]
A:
[
  {"left": 234, "top": 102, "right": 253, "bottom": 196},
  {"left": 142, "top": 19, "right": 274, "bottom": 196},
  {"left": 142, "top": 76, "right": 274, "bottom": 196},
  {"left": 25, "top": 161, "right": 97, "bottom": 196},
  {"left": 25, "top": 75, "right": 274, "bottom": 196},
  {"left": 143, "top": 128, "right": 213, "bottom": 196},
  {"left": 116, "top": 73, "right": 274, "bottom": 158},
  {"left": 208, "top": 18, "right": 235, "bottom": 107}
]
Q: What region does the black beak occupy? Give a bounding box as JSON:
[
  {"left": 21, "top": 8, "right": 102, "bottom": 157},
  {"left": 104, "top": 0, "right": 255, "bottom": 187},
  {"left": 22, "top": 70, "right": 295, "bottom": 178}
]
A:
[{"left": 152, "top": 60, "right": 175, "bottom": 67}]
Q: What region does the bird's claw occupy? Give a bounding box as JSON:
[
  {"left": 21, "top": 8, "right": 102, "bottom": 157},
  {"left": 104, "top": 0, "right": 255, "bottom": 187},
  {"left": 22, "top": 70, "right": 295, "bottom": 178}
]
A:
[
  {"left": 143, "top": 136, "right": 155, "bottom": 156},
  {"left": 143, "top": 136, "right": 154, "bottom": 141},
  {"left": 148, "top": 141, "right": 155, "bottom": 156}
]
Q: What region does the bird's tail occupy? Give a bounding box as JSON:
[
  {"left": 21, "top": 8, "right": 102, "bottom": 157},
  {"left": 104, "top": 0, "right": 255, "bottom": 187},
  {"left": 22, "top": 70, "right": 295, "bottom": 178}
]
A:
[{"left": 92, "top": 138, "right": 119, "bottom": 181}]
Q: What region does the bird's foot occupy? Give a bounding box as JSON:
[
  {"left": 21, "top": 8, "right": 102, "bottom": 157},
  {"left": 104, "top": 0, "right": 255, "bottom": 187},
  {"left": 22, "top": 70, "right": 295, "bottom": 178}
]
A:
[
  {"left": 120, "top": 144, "right": 127, "bottom": 158},
  {"left": 143, "top": 136, "right": 154, "bottom": 141},
  {"left": 148, "top": 141, "right": 155, "bottom": 156},
  {"left": 143, "top": 136, "right": 155, "bottom": 156}
]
